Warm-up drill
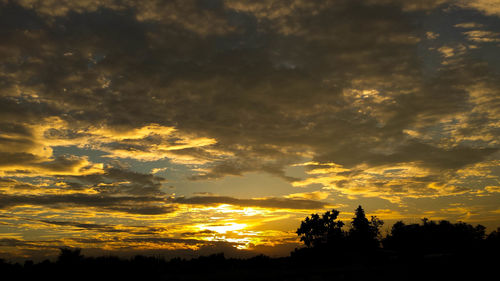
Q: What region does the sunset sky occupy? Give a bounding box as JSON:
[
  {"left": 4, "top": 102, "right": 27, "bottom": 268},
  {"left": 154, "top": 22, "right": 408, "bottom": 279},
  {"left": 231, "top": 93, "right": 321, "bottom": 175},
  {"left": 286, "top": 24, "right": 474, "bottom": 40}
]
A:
[{"left": 1, "top": 0, "right": 499, "bottom": 260}]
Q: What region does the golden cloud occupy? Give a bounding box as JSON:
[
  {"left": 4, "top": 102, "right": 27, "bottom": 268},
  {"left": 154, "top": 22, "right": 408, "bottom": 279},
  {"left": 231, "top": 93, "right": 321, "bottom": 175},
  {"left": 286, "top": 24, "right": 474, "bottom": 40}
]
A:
[
  {"left": 458, "top": 0, "right": 500, "bottom": 17},
  {"left": 285, "top": 191, "right": 330, "bottom": 200}
]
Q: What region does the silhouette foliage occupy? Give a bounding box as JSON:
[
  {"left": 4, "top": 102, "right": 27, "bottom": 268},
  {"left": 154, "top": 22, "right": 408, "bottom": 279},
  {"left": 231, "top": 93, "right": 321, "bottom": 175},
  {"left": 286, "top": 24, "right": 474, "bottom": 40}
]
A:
[
  {"left": 57, "top": 248, "right": 84, "bottom": 265},
  {"left": 486, "top": 227, "right": 500, "bottom": 250},
  {"left": 349, "top": 205, "right": 383, "bottom": 250},
  {"left": 296, "top": 205, "right": 383, "bottom": 251},
  {"left": 382, "top": 218, "right": 486, "bottom": 254},
  {"left": 296, "top": 209, "right": 345, "bottom": 248}
]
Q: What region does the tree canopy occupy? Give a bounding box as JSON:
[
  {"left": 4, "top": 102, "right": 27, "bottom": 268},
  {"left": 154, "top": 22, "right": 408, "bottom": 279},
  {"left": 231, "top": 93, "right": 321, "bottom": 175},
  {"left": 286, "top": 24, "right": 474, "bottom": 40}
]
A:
[
  {"left": 349, "top": 205, "right": 383, "bottom": 249},
  {"left": 296, "top": 209, "right": 345, "bottom": 248},
  {"left": 296, "top": 205, "right": 383, "bottom": 251},
  {"left": 382, "top": 218, "right": 487, "bottom": 253}
]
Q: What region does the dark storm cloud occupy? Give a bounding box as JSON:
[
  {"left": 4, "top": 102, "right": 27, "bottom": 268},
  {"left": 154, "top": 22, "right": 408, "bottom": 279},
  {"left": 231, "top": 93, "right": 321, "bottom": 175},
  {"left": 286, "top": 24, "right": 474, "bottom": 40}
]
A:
[
  {"left": 0, "top": 152, "right": 38, "bottom": 166},
  {"left": 0, "top": 152, "right": 99, "bottom": 175},
  {"left": 106, "top": 204, "right": 175, "bottom": 215},
  {"left": 188, "top": 157, "right": 301, "bottom": 182},
  {"left": 0, "top": 166, "right": 172, "bottom": 215},
  {"left": 0, "top": 97, "right": 60, "bottom": 123},
  {"left": 65, "top": 236, "right": 243, "bottom": 253},
  {"left": 37, "top": 218, "right": 167, "bottom": 235},
  {"left": 0, "top": 173, "right": 326, "bottom": 210},
  {"left": 316, "top": 141, "right": 498, "bottom": 171},
  {"left": 172, "top": 195, "right": 326, "bottom": 210},
  {"left": 0, "top": 193, "right": 175, "bottom": 215},
  {"left": 0, "top": 213, "right": 171, "bottom": 235},
  {"left": 38, "top": 219, "right": 125, "bottom": 233},
  {"left": 0, "top": 122, "right": 32, "bottom": 137},
  {"left": 68, "top": 167, "right": 167, "bottom": 196},
  {"left": 0, "top": 0, "right": 498, "bottom": 198},
  {"left": 38, "top": 155, "right": 93, "bottom": 172},
  {"left": 0, "top": 238, "right": 60, "bottom": 249},
  {"left": 0, "top": 235, "right": 219, "bottom": 248}
]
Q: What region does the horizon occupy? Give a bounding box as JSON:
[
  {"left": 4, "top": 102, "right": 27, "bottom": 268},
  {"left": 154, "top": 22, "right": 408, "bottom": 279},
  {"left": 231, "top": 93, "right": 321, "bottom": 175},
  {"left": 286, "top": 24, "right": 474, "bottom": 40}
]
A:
[
  {"left": 2, "top": 211, "right": 496, "bottom": 263},
  {"left": 1, "top": 0, "right": 499, "bottom": 261}
]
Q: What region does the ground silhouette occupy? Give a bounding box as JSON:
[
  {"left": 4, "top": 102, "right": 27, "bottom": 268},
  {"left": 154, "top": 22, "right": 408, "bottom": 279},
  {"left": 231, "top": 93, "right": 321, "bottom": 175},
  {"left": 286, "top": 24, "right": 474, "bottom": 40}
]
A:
[{"left": 1, "top": 205, "right": 499, "bottom": 280}]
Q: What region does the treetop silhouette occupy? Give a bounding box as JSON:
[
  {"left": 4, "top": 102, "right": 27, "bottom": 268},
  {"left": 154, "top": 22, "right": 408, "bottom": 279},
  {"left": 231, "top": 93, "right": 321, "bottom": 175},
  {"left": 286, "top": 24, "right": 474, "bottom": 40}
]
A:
[
  {"left": 349, "top": 205, "right": 383, "bottom": 249},
  {"left": 296, "top": 205, "right": 383, "bottom": 251},
  {"left": 383, "top": 218, "right": 488, "bottom": 254},
  {"left": 296, "top": 209, "right": 345, "bottom": 248}
]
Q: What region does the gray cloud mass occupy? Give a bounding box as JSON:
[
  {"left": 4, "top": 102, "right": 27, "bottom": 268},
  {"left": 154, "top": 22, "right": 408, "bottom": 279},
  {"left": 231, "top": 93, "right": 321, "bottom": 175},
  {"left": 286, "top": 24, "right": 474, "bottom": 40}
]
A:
[{"left": 0, "top": 0, "right": 499, "bottom": 207}]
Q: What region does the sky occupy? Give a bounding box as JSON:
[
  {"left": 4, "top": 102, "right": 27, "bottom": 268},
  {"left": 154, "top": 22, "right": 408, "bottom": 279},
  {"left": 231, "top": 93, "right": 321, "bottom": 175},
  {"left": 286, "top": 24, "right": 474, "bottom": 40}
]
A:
[{"left": 0, "top": 0, "right": 499, "bottom": 261}]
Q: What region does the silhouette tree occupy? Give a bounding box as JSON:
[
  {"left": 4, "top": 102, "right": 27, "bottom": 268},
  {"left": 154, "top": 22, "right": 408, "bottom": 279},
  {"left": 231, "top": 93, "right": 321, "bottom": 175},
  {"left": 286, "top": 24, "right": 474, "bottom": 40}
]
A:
[
  {"left": 487, "top": 227, "right": 500, "bottom": 245},
  {"left": 296, "top": 209, "right": 345, "bottom": 248},
  {"left": 383, "top": 218, "right": 487, "bottom": 255},
  {"left": 349, "top": 205, "right": 383, "bottom": 250},
  {"left": 57, "top": 248, "right": 84, "bottom": 265}
]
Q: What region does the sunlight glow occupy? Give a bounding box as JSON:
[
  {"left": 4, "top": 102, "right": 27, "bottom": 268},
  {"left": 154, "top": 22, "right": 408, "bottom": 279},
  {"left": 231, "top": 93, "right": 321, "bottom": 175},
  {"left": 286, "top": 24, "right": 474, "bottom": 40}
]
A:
[{"left": 198, "top": 222, "right": 248, "bottom": 234}]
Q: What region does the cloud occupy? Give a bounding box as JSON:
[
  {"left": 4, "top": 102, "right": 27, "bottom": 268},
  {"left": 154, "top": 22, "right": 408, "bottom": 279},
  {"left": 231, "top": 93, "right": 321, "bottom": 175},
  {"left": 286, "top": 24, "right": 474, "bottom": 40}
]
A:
[
  {"left": 438, "top": 46, "right": 456, "bottom": 58},
  {"left": 285, "top": 191, "right": 330, "bottom": 200},
  {"left": 0, "top": 177, "right": 96, "bottom": 196},
  {"left": 68, "top": 167, "right": 167, "bottom": 196},
  {"left": 292, "top": 159, "right": 493, "bottom": 203},
  {"left": 485, "top": 186, "right": 500, "bottom": 193},
  {"left": 0, "top": 0, "right": 499, "bottom": 259},
  {"left": 0, "top": 193, "right": 175, "bottom": 215},
  {"left": 0, "top": 0, "right": 497, "bottom": 200},
  {"left": 172, "top": 196, "right": 327, "bottom": 210},
  {"left": 426, "top": 31, "right": 440, "bottom": 39},
  {"left": 458, "top": 0, "right": 500, "bottom": 17},
  {"left": 0, "top": 152, "right": 104, "bottom": 176},
  {"left": 0, "top": 238, "right": 60, "bottom": 249},
  {"left": 8, "top": 0, "right": 235, "bottom": 35},
  {"left": 38, "top": 219, "right": 127, "bottom": 233},
  {"left": 455, "top": 22, "right": 484, "bottom": 29},
  {"left": 463, "top": 30, "right": 500, "bottom": 42},
  {"left": 151, "top": 167, "right": 167, "bottom": 174}
]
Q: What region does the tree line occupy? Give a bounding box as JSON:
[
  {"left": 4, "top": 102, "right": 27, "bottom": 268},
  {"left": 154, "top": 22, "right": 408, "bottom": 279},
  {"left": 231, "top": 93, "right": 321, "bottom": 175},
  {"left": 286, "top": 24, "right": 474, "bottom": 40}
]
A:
[{"left": 295, "top": 205, "right": 500, "bottom": 256}]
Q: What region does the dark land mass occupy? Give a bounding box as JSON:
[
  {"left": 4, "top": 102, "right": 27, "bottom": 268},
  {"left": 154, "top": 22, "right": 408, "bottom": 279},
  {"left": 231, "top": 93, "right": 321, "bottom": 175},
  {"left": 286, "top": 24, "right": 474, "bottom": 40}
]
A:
[{"left": 1, "top": 247, "right": 498, "bottom": 281}]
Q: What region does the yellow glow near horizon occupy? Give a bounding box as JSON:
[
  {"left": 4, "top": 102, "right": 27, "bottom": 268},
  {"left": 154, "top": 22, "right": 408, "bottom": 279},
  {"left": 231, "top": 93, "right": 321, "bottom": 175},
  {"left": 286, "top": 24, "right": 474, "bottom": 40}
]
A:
[
  {"left": 198, "top": 222, "right": 248, "bottom": 234},
  {"left": 202, "top": 204, "right": 273, "bottom": 216}
]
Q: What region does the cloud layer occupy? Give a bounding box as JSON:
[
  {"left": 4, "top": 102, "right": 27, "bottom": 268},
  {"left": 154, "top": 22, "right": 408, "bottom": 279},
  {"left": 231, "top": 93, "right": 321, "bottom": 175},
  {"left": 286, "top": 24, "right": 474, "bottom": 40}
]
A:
[{"left": 0, "top": 0, "right": 499, "bottom": 259}]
